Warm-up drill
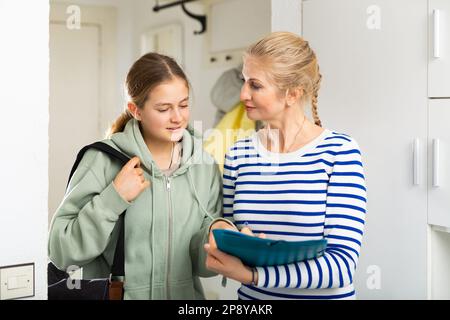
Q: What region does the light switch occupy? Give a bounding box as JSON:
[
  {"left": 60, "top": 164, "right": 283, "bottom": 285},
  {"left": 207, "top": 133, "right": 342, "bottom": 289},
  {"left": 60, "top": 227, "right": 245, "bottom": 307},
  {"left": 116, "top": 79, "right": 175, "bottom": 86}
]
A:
[
  {"left": 0, "top": 263, "right": 34, "bottom": 300},
  {"left": 7, "top": 275, "right": 28, "bottom": 290},
  {"left": 7, "top": 277, "right": 18, "bottom": 290}
]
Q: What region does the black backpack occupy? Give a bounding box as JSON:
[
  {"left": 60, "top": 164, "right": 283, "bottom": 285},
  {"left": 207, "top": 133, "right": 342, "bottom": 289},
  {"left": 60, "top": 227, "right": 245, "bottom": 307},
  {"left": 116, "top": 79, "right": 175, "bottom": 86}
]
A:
[{"left": 48, "top": 142, "right": 130, "bottom": 300}]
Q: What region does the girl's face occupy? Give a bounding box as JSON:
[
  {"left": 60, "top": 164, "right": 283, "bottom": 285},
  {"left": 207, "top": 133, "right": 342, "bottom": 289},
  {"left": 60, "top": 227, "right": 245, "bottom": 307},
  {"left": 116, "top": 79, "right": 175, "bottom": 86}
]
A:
[
  {"left": 132, "top": 77, "right": 190, "bottom": 143},
  {"left": 240, "top": 57, "right": 287, "bottom": 122}
]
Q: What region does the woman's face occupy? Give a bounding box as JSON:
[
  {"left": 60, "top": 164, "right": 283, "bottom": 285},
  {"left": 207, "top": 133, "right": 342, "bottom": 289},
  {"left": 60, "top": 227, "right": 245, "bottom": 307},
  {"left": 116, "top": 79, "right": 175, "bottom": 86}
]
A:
[
  {"left": 240, "top": 57, "right": 287, "bottom": 121},
  {"left": 133, "top": 77, "right": 190, "bottom": 143}
]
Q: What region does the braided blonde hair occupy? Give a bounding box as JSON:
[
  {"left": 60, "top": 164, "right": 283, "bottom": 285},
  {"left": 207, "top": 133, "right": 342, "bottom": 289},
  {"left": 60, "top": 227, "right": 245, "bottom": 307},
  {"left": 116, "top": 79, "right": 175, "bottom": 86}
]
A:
[{"left": 245, "top": 31, "right": 322, "bottom": 127}]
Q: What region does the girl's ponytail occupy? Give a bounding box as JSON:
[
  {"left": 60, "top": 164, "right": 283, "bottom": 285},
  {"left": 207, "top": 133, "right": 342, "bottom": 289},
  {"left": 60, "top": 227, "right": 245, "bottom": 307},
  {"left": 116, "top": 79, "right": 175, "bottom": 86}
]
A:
[{"left": 106, "top": 110, "right": 133, "bottom": 138}]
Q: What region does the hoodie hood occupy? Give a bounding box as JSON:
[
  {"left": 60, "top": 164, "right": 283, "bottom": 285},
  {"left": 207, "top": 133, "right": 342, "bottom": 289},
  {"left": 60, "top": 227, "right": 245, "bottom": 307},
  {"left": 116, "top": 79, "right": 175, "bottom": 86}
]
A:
[{"left": 109, "top": 118, "right": 204, "bottom": 177}]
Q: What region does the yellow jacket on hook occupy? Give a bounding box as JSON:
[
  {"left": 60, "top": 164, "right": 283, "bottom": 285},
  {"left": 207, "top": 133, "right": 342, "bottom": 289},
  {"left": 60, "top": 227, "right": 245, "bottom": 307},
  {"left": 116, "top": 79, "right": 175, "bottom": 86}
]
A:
[{"left": 204, "top": 102, "right": 256, "bottom": 172}]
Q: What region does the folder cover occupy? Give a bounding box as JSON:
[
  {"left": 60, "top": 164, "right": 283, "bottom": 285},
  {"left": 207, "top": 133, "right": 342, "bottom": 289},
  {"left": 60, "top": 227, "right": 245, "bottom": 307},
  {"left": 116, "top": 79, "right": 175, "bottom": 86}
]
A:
[{"left": 212, "top": 229, "right": 327, "bottom": 267}]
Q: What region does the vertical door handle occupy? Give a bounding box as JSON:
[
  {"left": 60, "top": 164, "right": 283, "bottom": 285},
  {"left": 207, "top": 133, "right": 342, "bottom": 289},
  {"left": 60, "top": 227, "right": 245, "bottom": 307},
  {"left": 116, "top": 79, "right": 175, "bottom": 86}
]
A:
[
  {"left": 413, "top": 138, "right": 420, "bottom": 185},
  {"left": 433, "top": 138, "right": 440, "bottom": 187},
  {"left": 433, "top": 9, "right": 440, "bottom": 58}
]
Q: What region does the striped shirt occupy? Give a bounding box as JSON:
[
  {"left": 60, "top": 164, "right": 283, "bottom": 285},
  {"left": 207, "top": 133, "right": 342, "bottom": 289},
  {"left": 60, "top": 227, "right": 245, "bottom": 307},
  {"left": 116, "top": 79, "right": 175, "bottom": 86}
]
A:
[{"left": 222, "top": 129, "right": 367, "bottom": 300}]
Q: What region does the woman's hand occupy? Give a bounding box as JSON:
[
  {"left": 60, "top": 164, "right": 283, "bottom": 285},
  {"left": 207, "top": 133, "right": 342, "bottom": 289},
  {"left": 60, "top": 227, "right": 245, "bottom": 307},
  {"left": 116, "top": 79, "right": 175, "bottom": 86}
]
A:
[
  {"left": 113, "top": 157, "right": 150, "bottom": 202},
  {"left": 208, "top": 221, "right": 237, "bottom": 248},
  {"left": 204, "top": 242, "right": 254, "bottom": 284},
  {"left": 204, "top": 224, "right": 266, "bottom": 284}
]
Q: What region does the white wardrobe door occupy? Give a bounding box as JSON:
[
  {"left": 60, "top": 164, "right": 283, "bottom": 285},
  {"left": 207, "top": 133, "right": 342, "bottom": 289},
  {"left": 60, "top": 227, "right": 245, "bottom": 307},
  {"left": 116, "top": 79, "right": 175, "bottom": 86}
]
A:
[
  {"left": 303, "top": 0, "right": 428, "bottom": 299},
  {"left": 429, "top": 0, "right": 450, "bottom": 98},
  {"left": 428, "top": 99, "right": 450, "bottom": 228}
]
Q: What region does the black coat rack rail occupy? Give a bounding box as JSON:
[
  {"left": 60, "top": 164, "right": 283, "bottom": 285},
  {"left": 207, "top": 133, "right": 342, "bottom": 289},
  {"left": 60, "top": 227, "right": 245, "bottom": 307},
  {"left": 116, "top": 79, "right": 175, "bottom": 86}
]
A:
[{"left": 153, "top": 0, "right": 207, "bottom": 35}]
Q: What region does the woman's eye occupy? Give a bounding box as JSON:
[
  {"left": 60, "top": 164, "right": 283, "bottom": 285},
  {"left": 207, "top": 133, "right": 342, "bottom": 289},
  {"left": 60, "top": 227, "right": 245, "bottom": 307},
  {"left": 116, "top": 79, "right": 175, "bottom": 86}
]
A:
[
  {"left": 158, "top": 109, "right": 169, "bottom": 112},
  {"left": 250, "top": 82, "right": 261, "bottom": 90},
  {"left": 180, "top": 105, "right": 189, "bottom": 108}
]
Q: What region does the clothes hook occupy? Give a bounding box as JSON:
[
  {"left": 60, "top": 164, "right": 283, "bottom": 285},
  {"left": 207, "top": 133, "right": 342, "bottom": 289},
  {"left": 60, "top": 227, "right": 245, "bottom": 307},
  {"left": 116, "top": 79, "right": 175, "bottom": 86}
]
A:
[
  {"left": 181, "top": 2, "right": 207, "bottom": 35},
  {"left": 153, "top": 0, "right": 207, "bottom": 35}
]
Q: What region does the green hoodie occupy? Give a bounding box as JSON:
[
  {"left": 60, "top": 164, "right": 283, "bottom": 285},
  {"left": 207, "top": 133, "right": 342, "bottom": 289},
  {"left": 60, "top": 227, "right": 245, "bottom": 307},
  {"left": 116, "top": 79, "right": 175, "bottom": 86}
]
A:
[{"left": 48, "top": 119, "right": 223, "bottom": 299}]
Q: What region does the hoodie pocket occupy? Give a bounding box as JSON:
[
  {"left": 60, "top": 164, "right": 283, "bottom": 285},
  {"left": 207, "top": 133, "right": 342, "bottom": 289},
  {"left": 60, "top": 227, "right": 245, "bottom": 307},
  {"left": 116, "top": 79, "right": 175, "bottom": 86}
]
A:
[
  {"left": 168, "top": 278, "right": 197, "bottom": 299},
  {"left": 123, "top": 285, "right": 151, "bottom": 300}
]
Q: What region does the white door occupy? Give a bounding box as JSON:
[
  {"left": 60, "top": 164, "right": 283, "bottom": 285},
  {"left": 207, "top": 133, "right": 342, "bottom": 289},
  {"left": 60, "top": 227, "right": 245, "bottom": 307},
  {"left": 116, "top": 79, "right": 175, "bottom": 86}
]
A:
[
  {"left": 49, "top": 4, "right": 117, "bottom": 225},
  {"left": 428, "top": 99, "right": 450, "bottom": 228},
  {"left": 302, "top": 0, "right": 428, "bottom": 298},
  {"left": 429, "top": 0, "right": 450, "bottom": 98},
  {"left": 141, "top": 24, "right": 184, "bottom": 66}
]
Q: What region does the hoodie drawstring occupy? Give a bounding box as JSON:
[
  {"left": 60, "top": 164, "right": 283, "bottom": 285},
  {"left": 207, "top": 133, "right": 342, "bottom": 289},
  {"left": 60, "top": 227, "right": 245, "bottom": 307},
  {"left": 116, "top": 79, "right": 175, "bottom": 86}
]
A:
[
  {"left": 187, "top": 168, "right": 215, "bottom": 221},
  {"left": 187, "top": 167, "right": 228, "bottom": 288},
  {"left": 150, "top": 165, "right": 156, "bottom": 297}
]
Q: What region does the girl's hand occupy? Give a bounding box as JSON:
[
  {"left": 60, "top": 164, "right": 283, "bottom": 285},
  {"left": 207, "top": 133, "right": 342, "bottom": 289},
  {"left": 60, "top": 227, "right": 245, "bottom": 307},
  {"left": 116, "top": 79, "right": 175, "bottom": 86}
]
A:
[
  {"left": 113, "top": 157, "right": 150, "bottom": 202},
  {"left": 208, "top": 221, "right": 238, "bottom": 248},
  {"left": 208, "top": 223, "right": 266, "bottom": 249},
  {"left": 240, "top": 226, "right": 266, "bottom": 239}
]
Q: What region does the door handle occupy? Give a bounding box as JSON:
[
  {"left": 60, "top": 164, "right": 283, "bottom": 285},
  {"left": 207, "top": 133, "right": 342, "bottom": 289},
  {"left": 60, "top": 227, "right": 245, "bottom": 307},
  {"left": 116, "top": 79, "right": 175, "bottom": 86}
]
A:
[
  {"left": 433, "top": 9, "right": 440, "bottom": 58},
  {"left": 433, "top": 138, "right": 440, "bottom": 187},
  {"left": 413, "top": 138, "right": 420, "bottom": 185}
]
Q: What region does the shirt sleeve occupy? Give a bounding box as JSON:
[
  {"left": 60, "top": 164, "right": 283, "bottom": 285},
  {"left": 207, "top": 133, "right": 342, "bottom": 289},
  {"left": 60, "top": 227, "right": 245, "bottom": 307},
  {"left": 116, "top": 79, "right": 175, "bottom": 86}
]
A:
[{"left": 255, "top": 138, "right": 367, "bottom": 289}]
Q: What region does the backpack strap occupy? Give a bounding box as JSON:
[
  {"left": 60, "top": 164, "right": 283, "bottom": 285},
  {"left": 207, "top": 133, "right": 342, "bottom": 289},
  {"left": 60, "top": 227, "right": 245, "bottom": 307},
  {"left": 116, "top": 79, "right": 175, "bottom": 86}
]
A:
[
  {"left": 67, "top": 141, "right": 130, "bottom": 278},
  {"left": 67, "top": 141, "right": 130, "bottom": 188}
]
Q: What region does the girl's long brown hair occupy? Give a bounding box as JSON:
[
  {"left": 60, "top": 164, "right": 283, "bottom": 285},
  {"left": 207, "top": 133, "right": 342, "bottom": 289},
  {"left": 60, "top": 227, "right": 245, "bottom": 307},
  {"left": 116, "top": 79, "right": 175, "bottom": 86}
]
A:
[{"left": 106, "top": 53, "right": 189, "bottom": 137}]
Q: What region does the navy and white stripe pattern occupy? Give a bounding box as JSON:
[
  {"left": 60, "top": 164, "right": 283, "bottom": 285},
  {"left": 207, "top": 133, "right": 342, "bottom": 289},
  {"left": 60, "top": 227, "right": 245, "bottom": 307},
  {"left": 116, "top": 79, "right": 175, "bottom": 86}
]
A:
[{"left": 223, "top": 129, "right": 367, "bottom": 300}]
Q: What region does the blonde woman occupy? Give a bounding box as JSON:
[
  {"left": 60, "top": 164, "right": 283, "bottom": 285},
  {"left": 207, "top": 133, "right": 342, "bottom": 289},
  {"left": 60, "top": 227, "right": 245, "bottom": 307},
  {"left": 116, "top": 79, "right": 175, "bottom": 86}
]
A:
[
  {"left": 49, "top": 53, "right": 225, "bottom": 299},
  {"left": 206, "top": 32, "right": 367, "bottom": 300}
]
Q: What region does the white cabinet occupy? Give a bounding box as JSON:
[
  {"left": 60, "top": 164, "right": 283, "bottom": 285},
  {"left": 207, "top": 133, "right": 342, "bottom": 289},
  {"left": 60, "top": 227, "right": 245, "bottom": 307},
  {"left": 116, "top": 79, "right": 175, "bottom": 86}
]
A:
[
  {"left": 303, "top": 0, "right": 429, "bottom": 299},
  {"left": 427, "top": 0, "right": 450, "bottom": 231},
  {"left": 429, "top": 0, "right": 450, "bottom": 98},
  {"left": 428, "top": 99, "right": 450, "bottom": 229},
  {"left": 423, "top": 0, "right": 450, "bottom": 299},
  {"left": 303, "top": 0, "right": 450, "bottom": 300}
]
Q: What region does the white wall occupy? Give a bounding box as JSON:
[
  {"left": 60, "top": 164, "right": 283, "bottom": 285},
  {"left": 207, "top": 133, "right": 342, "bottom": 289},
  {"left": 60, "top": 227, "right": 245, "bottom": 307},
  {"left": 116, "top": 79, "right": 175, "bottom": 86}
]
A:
[
  {"left": 0, "top": 0, "right": 49, "bottom": 299},
  {"left": 271, "top": 0, "right": 302, "bottom": 34},
  {"left": 429, "top": 227, "right": 450, "bottom": 299}
]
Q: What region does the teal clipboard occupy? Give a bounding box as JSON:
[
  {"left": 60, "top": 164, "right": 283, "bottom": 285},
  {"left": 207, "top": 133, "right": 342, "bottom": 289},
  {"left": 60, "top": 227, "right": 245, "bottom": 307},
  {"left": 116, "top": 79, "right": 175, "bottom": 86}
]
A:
[{"left": 212, "top": 229, "right": 327, "bottom": 267}]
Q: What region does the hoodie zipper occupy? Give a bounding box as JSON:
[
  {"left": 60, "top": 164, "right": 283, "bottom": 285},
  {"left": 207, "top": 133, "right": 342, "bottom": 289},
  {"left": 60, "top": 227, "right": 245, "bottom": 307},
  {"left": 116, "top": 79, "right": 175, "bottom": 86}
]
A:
[{"left": 165, "top": 176, "right": 172, "bottom": 299}]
